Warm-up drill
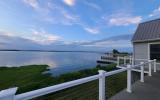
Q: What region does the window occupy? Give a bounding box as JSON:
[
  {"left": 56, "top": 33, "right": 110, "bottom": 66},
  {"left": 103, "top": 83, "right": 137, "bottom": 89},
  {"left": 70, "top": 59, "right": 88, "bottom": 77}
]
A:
[{"left": 150, "top": 44, "right": 160, "bottom": 62}]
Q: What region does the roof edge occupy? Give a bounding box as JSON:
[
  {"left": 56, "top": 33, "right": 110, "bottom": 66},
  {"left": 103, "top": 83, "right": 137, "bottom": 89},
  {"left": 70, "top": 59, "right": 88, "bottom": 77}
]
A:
[
  {"left": 140, "top": 18, "right": 160, "bottom": 25},
  {"left": 132, "top": 38, "right": 160, "bottom": 43}
]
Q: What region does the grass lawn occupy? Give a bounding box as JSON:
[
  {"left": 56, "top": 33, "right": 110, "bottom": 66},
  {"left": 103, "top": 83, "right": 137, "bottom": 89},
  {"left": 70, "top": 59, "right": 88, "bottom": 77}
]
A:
[{"left": 0, "top": 64, "right": 127, "bottom": 100}]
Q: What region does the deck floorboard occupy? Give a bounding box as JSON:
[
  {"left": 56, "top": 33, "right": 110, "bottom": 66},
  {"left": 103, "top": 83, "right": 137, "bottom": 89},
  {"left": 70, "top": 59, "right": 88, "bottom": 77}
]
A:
[{"left": 109, "top": 71, "right": 160, "bottom": 100}]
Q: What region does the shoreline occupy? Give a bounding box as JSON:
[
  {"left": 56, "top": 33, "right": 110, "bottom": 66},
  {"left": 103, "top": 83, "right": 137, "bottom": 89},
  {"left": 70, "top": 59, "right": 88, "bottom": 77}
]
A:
[{"left": 0, "top": 50, "right": 105, "bottom": 54}]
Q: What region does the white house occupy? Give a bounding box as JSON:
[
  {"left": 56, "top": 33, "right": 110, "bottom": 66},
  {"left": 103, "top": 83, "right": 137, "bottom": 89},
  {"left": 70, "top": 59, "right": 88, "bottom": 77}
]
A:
[{"left": 132, "top": 19, "right": 160, "bottom": 68}]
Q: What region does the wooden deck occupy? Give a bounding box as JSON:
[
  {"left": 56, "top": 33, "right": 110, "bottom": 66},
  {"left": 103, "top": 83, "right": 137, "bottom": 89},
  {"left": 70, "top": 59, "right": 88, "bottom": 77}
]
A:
[{"left": 109, "top": 71, "right": 160, "bottom": 100}]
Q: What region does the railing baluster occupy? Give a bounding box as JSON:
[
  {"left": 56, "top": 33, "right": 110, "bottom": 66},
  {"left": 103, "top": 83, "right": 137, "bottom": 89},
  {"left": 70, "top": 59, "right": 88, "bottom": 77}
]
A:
[
  {"left": 130, "top": 56, "right": 132, "bottom": 64},
  {"left": 99, "top": 70, "right": 106, "bottom": 100},
  {"left": 148, "top": 60, "right": 152, "bottom": 76},
  {"left": 124, "top": 56, "right": 126, "bottom": 65},
  {"left": 154, "top": 59, "right": 157, "bottom": 72},
  {"left": 126, "top": 65, "right": 132, "bottom": 93},
  {"left": 140, "top": 62, "right": 144, "bottom": 82},
  {"left": 117, "top": 57, "right": 120, "bottom": 66}
]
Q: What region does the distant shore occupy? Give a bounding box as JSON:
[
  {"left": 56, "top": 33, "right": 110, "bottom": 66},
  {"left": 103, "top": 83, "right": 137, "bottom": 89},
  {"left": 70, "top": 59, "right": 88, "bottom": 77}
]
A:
[{"left": 0, "top": 49, "right": 105, "bottom": 54}]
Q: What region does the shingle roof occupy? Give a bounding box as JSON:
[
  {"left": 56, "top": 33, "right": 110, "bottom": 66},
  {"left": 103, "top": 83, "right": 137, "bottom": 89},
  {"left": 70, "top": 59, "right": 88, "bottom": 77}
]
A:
[{"left": 132, "top": 19, "right": 160, "bottom": 43}]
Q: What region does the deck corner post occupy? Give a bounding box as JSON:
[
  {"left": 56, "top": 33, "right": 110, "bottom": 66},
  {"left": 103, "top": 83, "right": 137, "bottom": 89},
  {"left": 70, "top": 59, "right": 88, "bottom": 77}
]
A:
[
  {"left": 126, "top": 65, "right": 132, "bottom": 93},
  {"left": 140, "top": 62, "right": 144, "bottom": 82},
  {"left": 148, "top": 60, "right": 152, "bottom": 76},
  {"left": 154, "top": 59, "right": 157, "bottom": 72},
  {"left": 0, "top": 87, "right": 18, "bottom": 100},
  {"left": 98, "top": 70, "right": 106, "bottom": 100}
]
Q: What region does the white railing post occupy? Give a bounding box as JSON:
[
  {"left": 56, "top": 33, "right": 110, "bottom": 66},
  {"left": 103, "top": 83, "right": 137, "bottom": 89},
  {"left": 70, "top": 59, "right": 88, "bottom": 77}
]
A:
[
  {"left": 98, "top": 70, "right": 106, "bottom": 100},
  {"left": 140, "top": 62, "right": 144, "bottom": 82},
  {"left": 0, "top": 87, "right": 17, "bottom": 100},
  {"left": 124, "top": 56, "right": 126, "bottom": 65},
  {"left": 148, "top": 60, "right": 152, "bottom": 76},
  {"left": 132, "top": 56, "right": 134, "bottom": 67},
  {"left": 154, "top": 59, "right": 157, "bottom": 72},
  {"left": 117, "top": 57, "right": 120, "bottom": 66},
  {"left": 126, "top": 65, "right": 132, "bottom": 93},
  {"left": 129, "top": 56, "right": 132, "bottom": 64}
]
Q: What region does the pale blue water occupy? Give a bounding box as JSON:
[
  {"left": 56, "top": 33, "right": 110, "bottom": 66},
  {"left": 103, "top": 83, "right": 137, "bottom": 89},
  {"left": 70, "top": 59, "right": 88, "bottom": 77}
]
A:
[{"left": 0, "top": 51, "right": 102, "bottom": 75}]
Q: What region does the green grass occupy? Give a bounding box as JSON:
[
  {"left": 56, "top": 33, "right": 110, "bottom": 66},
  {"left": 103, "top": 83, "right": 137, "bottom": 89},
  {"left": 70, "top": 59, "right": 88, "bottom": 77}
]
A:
[{"left": 0, "top": 64, "right": 127, "bottom": 100}]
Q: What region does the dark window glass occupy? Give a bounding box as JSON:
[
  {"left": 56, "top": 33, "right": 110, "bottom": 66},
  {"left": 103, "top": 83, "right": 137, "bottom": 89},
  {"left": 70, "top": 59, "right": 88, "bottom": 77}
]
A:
[{"left": 150, "top": 44, "right": 160, "bottom": 62}]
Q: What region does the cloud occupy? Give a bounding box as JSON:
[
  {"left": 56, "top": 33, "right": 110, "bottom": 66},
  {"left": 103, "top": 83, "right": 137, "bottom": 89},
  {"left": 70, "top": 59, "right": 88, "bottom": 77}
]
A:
[
  {"left": 81, "top": 34, "right": 132, "bottom": 48},
  {"left": 109, "top": 16, "right": 142, "bottom": 26},
  {"left": 22, "top": 0, "right": 100, "bottom": 34},
  {"left": 149, "top": 6, "right": 160, "bottom": 17},
  {"left": 0, "top": 31, "right": 15, "bottom": 37},
  {"left": 84, "top": 27, "right": 99, "bottom": 34},
  {"left": 23, "top": 0, "right": 39, "bottom": 10},
  {"left": 26, "top": 29, "right": 61, "bottom": 45},
  {"left": 23, "top": 0, "right": 80, "bottom": 26},
  {"left": 63, "top": 0, "right": 75, "bottom": 6},
  {"left": 83, "top": 1, "right": 102, "bottom": 11},
  {"left": 0, "top": 29, "right": 61, "bottom": 45},
  {"left": 102, "top": 12, "right": 142, "bottom": 26},
  {"left": 85, "top": 40, "right": 131, "bottom": 48}
]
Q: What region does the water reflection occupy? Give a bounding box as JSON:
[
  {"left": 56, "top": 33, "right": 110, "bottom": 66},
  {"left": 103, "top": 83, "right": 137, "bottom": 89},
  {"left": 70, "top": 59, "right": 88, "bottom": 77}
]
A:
[{"left": 0, "top": 51, "right": 101, "bottom": 75}]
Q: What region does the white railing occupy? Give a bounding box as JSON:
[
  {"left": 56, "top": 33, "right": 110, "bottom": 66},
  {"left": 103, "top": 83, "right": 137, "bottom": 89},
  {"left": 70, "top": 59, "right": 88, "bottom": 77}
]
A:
[
  {"left": 117, "top": 56, "right": 133, "bottom": 66},
  {"left": 0, "top": 59, "right": 157, "bottom": 100},
  {"left": 117, "top": 56, "right": 157, "bottom": 75}
]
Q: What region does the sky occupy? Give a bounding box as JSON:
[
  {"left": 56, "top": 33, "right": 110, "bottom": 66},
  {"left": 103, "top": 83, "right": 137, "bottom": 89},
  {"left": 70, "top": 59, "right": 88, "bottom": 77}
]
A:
[{"left": 0, "top": 0, "right": 160, "bottom": 51}]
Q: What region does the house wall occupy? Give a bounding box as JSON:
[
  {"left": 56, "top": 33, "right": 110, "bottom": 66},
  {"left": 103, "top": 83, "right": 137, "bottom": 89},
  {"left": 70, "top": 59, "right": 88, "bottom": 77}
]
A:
[
  {"left": 133, "top": 42, "right": 149, "bottom": 60},
  {"left": 133, "top": 42, "right": 160, "bottom": 70}
]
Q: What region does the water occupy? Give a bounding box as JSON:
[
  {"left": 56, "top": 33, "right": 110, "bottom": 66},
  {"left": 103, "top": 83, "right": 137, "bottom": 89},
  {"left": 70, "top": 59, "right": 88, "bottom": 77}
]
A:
[{"left": 0, "top": 51, "right": 102, "bottom": 75}]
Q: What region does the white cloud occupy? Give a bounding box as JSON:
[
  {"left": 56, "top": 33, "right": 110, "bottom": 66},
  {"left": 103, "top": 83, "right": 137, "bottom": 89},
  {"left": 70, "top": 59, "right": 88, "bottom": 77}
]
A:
[
  {"left": 23, "top": 0, "right": 80, "bottom": 26},
  {"left": 102, "top": 12, "right": 142, "bottom": 26},
  {"left": 84, "top": 27, "right": 99, "bottom": 34},
  {"left": 0, "top": 29, "right": 61, "bottom": 45},
  {"left": 0, "top": 31, "right": 14, "bottom": 37},
  {"left": 102, "top": 13, "right": 142, "bottom": 26},
  {"left": 22, "top": 0, "right": 100, "bottom": 34},
  {"left": 91, "top": 40, "right": 132, "bottom": 48},
  {"left": 109, "top": 16, "right": 142, "bottom": 26},
  {"left": 149, "top": 6, "right": 160, "bottom": 17},
  {"left": 42, "top": 7, "right": 80, "bottom": 25},
  {"left": 83, "top": 1, "right": 102, "bottom": 11},
  {"left": 63, "top": 0, "right": 75, "bottom": 6},
  {"left": 23, "top": 0, "right": 39, "bottom": 10},
  {"left": 82, "top": 40, "right": 132, "bottom": 48},
  {"left": 27, "top": 29, "right": 61, "bottom": 45}
]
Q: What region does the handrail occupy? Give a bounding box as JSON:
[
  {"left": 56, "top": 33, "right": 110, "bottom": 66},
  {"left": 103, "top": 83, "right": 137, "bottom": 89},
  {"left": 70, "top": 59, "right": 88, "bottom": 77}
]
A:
[
  {"left": 15, "top": 75, "right": 100, "bottom": 100},
  {"left": 0, "top": 59, "right": 157, "bottom": 100}
]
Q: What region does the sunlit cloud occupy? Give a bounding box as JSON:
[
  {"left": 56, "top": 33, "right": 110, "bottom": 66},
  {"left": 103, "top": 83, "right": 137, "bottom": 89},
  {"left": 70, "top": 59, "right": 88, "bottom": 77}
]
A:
[
  {"left": 23, "top": 0, "right": 80, "bottom": 26},
  {"left": 103, "top": 13, "right": 142, "bottom": 26},
  {"left": 27, "top": 29, "right": 61, "bottom": 45},
  {"left": 109, "top": 16, "right": 142, "bottom": 26},
  {"left": 84, "top": 27, "right": 99, "bottom": 34},
  {"left": 23, "top": 0, "right": 39, "bottom": 10},
  {"left": 63, "top": 0, "right": 75, "bottom": 6},
  {"left": 0, "top": 29, "right": 61, "bottom": 45}
]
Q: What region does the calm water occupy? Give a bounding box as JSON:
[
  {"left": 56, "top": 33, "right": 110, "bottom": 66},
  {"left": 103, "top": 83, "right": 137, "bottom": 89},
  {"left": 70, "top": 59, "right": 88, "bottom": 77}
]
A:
[{"left": 0, "top": 51, "right": 102, "bottom": 75}]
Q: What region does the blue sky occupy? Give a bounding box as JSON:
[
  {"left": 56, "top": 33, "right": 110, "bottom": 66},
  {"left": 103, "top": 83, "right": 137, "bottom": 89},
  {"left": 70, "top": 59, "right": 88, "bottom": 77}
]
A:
[{"left": 0, "top": 0, "right": 160, "bottom": 51}]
